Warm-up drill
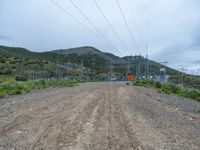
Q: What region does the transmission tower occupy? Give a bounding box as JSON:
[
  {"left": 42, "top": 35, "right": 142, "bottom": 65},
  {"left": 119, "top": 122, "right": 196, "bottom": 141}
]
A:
[
  {"left": 135, "top": 55, "right": 142, "bottom": 79},
  {"left": 80, "top": 56, "right": 84, "bottom": 81},
  {"left": 145, "top": 43, "right": 149, "bottom": 78}
]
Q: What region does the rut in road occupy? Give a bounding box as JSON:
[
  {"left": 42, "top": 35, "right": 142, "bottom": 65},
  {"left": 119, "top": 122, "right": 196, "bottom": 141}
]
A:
[
  {"left": 0, "top": 82, "right": 200, "bottom": 150},
  {"left": 0, "top": 85, "right": 103, "bottom": 149},
  {"left": 0, "top": 83, "right": 143, "bottom": 150},
  {"left": 68, "top": 85, "right": 142, "bottom": 150}
]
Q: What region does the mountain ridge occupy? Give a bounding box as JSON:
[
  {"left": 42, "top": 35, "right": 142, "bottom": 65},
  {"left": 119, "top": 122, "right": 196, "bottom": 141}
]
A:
[{"left": 0, "top": 45, "right": 179, "bottom": 79}]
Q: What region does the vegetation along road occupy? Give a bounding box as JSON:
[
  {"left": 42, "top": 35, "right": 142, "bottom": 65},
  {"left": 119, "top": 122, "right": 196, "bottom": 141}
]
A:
[{"left": 0, "top": 82, "right": 200, "bottom": 150}]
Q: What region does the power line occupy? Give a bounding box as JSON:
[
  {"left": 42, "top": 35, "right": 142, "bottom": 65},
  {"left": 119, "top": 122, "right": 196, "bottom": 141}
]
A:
[
  {"left": 129, "top": 0, "right": 150, "bottom": 76},
  {"left": 68, "top": 0, "right": 124, "bottom": 56},
  {"left": 50, "top": 0, "right": 124, "bottom": 56},
  {"left": 91, "top": 0, "right": 130, "bottom": 55},
  {"left": 115, "top": 0, "right": 139, "bottom": 53},
  {"left": 129, "top": 0, "right": 146, "bottom": 49},
  {"left": 49, "top": 0, "right": 102, "bottom": 40},
  {"left": 49, "top": 0, "right": 127, "bottom": 81}
]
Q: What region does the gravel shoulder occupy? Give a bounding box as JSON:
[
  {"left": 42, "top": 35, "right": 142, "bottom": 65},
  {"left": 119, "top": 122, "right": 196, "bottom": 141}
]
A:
[{"left": 0, "top": 82, "right": 199, "bottom": 150}]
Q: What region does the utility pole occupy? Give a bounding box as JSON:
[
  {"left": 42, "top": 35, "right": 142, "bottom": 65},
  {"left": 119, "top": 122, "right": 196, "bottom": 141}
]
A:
[
  {"left": 145, "top": 43, "right": 149, "bottom": 78},
  {"left": 126, "top": 61, "right": 128, "bottom": 81},
  {"left": 159, "top": 61, "right": 168, "bottom": 83},
  {"left": 197, "top": 69, "right": 200, "bottom": 76},
  {"left": 136, "top": 55, "right": 141, "bottom": 79},
  {"left": 109, "top": 63, "right": 112, "bottom": 81},
  {"left": 56, "top": 53, "right": 59, "bottom": 79},
  {"left": 92, "top": 63, "right": 95, "bottom": 81},
  {"left": 181, "top": 68, "right": 188, "bottom": 86},
  {"left": 108, "top": 59, "right": 114, "bottom": 81},
  {"left": 128, "top": 56, "right": 130, "bottom": 74},
  {"left": 138, "top": 57, "right": 141, "bottom": 79},
  {"left": 125, "top": 57, "right": 129, "bottom": 81},
  {"left": 80, "top": 56, "right": 83, "bottom": 81},
  {"left": 160, "top": 61, "right": 168, "bottom": 67}
]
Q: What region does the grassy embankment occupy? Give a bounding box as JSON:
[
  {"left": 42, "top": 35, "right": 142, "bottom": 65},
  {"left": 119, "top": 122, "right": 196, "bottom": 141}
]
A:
[
  {"left": 0, "top": 77, "right": 79, "bottom": 98},
  {"left": 132, "top": 80, "right": 200, "bottom": 103}
]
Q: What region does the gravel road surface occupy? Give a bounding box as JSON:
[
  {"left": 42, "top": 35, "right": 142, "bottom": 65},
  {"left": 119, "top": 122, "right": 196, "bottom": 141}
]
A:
[{"left": 0, "top": 82, "right": 200, "bottom": 150}]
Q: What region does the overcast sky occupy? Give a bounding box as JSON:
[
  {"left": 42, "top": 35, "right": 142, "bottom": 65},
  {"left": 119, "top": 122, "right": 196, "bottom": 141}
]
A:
[{"left": 0, "top": 0, "right": 200, "bottom": 73}]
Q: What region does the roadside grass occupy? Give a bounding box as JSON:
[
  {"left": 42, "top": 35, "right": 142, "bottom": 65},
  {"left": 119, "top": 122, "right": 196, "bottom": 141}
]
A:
[
  {"left": 132, "top": 80, "right": 200, "bottom": 102},
  {"left": 0, "top": 77, "right": 79, "bottom": 98}
]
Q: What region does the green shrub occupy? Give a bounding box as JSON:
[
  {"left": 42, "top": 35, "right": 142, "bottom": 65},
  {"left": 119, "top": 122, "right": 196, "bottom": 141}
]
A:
[
  {"left": 185, "top": 89, "right": 199, "bottom": 100},
  {"left": 133, "top": 80, "right": 156, "bottom": 87},
  {"left": 0, "top": 58, "right": 6, "bottom": 63},
  {"left": 3, "top": 68, "right": 12, "bottom": 74},
  {"left": 133, "top": 80, "right": 140, "bottom": 85},
  {"left": 195, "top": 96, "right": 200, "bottom": 102},
  {"left": 161, "top": 83, "right": 181, "bottom": 94},
  {"left": 161, "top": 84, "right": 172, "bottom": 94},
  {"left": 155, "top": 81, "right": 162, "bottom": 89},
  {"left": 10, "top": 89, "right": 23, "bottom": 95},
  {"left": 0, "top": 91, "right": 6, "bottom": 98},
  {"left": 132, "top": 79, "right": 200, "bottom": 102},
  {"left": 176, "top": 88, "right": 186, "bottom": 97},
  {"left": 149, "top": 80, "right": 155, "bottom": 85},
  {"left": 15, "top": 74, "right": 28, "bottom": 81},
  {"left": 170, "top": 83, "right": 180, "bottom": 94},
  {"left": 0, "top": 77, "right": 79, "bottom": 98},
  {"left": 24, "top": 87, "right": 32, "bottom": 92}
]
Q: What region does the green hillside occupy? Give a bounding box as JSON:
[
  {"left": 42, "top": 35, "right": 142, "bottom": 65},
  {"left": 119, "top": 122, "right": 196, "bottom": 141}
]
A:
[{"left": 0, "top": 45, "right": 184, "bottom": 81}]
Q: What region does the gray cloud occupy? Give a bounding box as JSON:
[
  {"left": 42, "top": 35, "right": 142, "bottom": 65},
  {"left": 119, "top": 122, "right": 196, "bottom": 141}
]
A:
[
  {"left": 0, "top": 35, "right": 14, "bottom": 41},
  {"left": 0, "top": 0, "right": 200, "bottom": 70}
]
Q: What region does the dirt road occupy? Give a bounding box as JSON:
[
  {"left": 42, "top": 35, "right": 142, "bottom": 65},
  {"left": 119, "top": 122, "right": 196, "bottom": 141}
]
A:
[{"left": 0, "top": 82, "right": 200, "bottom": 150}]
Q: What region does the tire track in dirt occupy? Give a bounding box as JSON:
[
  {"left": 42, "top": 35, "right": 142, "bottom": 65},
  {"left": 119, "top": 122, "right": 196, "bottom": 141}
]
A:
[
  {"left": 1, "top": 88, "right": 84, "bottom": 134},
  {"left": 67, "top": 94, "right": 105, "bottom": 150},
  {"left": 65, "top": 85, "right": 144, "bottom": 150},
  {"left": 68, "top": 86, "right": 111, "bottom": 150},
  {"left": 123, "top": 86, "right": 200, "bottom": 149},
  {"left": 134, "top": 87, "right": 200, "bottom": 122},
  {"left": 55, "top": 88, "right": 103, "bottom": 150},
  {"left": 1, "top": 82, "right": 199, "bottom": 150},
  {"left": 0, "top": 86, "right": 92, "bottom": 128},
  {"left": 0, "top": 88, "right": 74, "bottom": 121},
  {"left": 0, "top": 87, "right": 100, "bottom": 150},
  {"left": 108, "top": 86, "right": 143, "bottom": 150},
  {"left": 31, "top": 87, "right": 102, "bottom": 150},
  {"left": 118, "top": 87, "right": 171, "bottom": 150},
  {"left": 0, "top": 88, "right": 67, "bottom": 107},
  {"left": 0, "top": 91, "right": 75, "bottom": 133}
]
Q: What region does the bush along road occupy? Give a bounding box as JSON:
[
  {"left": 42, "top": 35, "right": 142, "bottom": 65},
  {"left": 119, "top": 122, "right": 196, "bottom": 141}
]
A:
[
  {"left": 133, "top": 80, "right": 200, "bottom": 103},
  {"left": 0, "top": 77, "right": 79, "bottom": 98}
]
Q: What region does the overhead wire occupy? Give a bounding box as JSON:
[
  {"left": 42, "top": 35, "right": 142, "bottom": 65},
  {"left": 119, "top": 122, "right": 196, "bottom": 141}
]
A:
[
  {"left": 68, "top": 0, "right": 125, "bottom": 56},
  {"left": 49, "top": 0, "right": 102, "bottom": 40},
  {"left": 49, "top": 0, "right": 124, "bottom": 56},
  {"left": 50, "top": 0, "right": 143, "bottom": 77},
  {"left": 115, "top": 0, "right": 139, "bottom": 54},
  {"left": 129, "top": 0, "right": 146, "bottom": 50},
  {"left": 91, "top": 0, "right": 130, "bottom": 55}
]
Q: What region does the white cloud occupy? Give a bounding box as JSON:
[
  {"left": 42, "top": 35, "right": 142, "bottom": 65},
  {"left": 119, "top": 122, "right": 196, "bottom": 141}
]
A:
[{"left": 0, "top": 0, "right": 200, "bottom": 70}]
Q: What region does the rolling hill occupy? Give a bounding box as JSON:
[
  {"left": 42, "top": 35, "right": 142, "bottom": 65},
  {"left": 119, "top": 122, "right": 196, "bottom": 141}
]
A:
[{"left": 0, "top": 45, "right": 179, "bottom": 80}]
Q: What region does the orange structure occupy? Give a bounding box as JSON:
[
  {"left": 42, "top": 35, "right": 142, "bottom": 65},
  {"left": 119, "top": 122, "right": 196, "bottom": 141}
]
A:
[{"left": 127, "top": 75, "right": 135, "bottom": 81}]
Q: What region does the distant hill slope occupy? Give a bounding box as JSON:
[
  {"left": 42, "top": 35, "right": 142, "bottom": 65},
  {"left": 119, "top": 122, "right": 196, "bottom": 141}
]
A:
[
  {"left": 0, "top": 45, "right": 179, "bottom": 78},
  {"left": 52, "top": 46, "right": 125, "bottom": 64},
  {"left": 0, "top": 46, "right": 66, "bottom": 63},
  {"left": 0, "top": 46, "right": 37, "bottom": 57}
]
